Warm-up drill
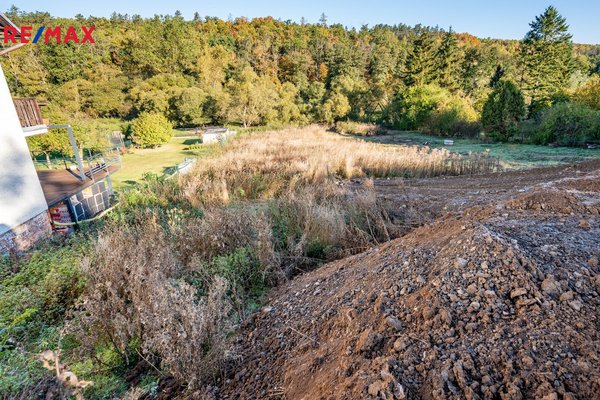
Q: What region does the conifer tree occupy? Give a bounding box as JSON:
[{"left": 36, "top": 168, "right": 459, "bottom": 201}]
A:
[
  {"left": 404, "top": 31, "right": 436, "bottom": 87},
  {"left": 482, "top": 80, "right": 526, "bottom": 141},
  {"left": 435, "top": 28, "right": 461, "bottom": 91},
  {"left": 489, "top": 65, "right": 505, "bottom": 88},
  {"left": 521, "top": 6, "right": 574, "bottom": 112},
  {"left": 319, "top": 13, "right": 328, "bottom": 26}
]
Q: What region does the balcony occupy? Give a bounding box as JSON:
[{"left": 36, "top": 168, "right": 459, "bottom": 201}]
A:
[
  {"left": 13, "top": 97, "right": 48, "bottom": 136},
  {"left": 36, "top": 149, "right": 122, "bottom": 206}
]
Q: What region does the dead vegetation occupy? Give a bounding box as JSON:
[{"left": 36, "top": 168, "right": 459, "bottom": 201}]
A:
[
  {"left": 334, "top": 121, "right": 386, "bottom": 136},
  {"left": 75, "top": 126, "right": 509, "bottom": 396},
  {"left": 73, "top": 221, "right": 231, "bottom": 390},
  {"left": 178, "top": 126, "right": 499, "bottom": 206}
]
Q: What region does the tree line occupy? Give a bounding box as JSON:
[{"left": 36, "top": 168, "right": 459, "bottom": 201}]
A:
[{"left": 2, "top": 5, "right": 600, "bottom": 148}]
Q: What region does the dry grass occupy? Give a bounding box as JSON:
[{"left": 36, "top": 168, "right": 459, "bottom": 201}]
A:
[
  {"left": 73, "top": 221, "right": 231, "bottom": 389},
  {"left": 78, "top": 125, "right": 500, "bottom": 391},
  {"left": 179, "top": 125, "right": 498, "bottom": 206},
  {"left": 334, "top": 121, "right": 385, "bottom": 136}
]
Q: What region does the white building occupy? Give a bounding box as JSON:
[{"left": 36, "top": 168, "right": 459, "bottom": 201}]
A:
[
  {"left": 0, "top": 14, "right": 52, "bottom": 252},
  {"left": 0, "top": 13, "right": 120, "bottom": 253},
  {"left": 202, "top": 127, "right": 237, "bottom": 144}
]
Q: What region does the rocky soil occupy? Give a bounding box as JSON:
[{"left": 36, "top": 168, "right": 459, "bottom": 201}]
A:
[{"left": 214, "top": 161, "right": 600, "bottom": 399}]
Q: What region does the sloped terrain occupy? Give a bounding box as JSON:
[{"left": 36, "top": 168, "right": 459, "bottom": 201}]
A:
[{"left": 216, "top": 163, "right": 600, "bottom": 399}]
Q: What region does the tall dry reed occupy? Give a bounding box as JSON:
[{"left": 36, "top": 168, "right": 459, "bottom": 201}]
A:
[{"left": 179, "top": 125, "right": 498, "bottom": 206}]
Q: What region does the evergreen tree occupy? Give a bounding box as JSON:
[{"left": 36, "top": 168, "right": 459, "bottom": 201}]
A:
[
  {"left": 521, "top": 6, "right": 574, "bottom": 112},
  {"left": 481, "top": 80, "right": 526, "bottom": 141},
  {"left": 319, "top": 13, "right": 328, "bottom": 26},
  {"left": 404, "top": 31, "right": 437, "bottom": 87},
  {"left": 435, "top": 28, "right": 461, "bottom": 91},
  {"left": 489, "top": 65, "right": 505, "bottom": 88}
]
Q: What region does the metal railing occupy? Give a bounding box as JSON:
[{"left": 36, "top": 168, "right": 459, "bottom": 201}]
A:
[{"left": 85, "top": 148, "right": 122, "bottom": 181}]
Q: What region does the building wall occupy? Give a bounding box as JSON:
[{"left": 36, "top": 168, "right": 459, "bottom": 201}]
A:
[
  {"left": 0, "top": 64, "right": 51, "bottom": 247},
  {"left": 0, "top": 211, "right": 52, "bottom": 254}
]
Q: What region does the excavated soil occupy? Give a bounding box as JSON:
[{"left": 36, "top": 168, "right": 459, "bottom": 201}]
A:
[{"left": 214, "top": 160, "right": 600, "bottom": 400}]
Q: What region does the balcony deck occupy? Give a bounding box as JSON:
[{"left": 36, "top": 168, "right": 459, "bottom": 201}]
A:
[{"left": 37, "top": 165, "right": 120, "bottom": 206}]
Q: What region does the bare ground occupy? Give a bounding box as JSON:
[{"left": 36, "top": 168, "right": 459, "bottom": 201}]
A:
[{"left": 210, "top": 160, "right": 600, "bottom": 400}]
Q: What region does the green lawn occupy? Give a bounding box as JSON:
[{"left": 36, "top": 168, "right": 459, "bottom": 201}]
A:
[
  {"left": 362, "top": 131, "right": 600, "bottom": 169},
  {"left": 111, "top": 137, "right": 218, "bottom": 189}
]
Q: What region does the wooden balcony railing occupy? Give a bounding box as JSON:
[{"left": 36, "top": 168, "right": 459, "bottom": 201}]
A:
[{"left": 13, "top": 97, "right": 44, "bottom": 128}]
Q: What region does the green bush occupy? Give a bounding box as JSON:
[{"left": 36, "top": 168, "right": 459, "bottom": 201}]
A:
[
  {"left": 481, "top": 80, "right": 526, "bottom": 141},
  {"left": 386, "top": 85, "right": 478, "bottom": 137},
  {"left": 424, "top": 96, "right": 480, "bottom": 137},
  {"left": 131, "top": 112, "right": 173, "bottom": 148},
  {"left": 0, "top": 242, "right": 86, "bottom": 346},
  {"left": 201, "top": 247, "right": 265, "bottom": 311},
  {"left": 534, "top": 102, "right": 600, "bottom": 146},
  {"left": 321, "top": 92, "right": 351, "bottom": 123},
  {"left": 0, "top": 242, "right": 88, "bottom": 397},
  {"left": 386, "top": 85, "right": 446, "bottom": 130}
]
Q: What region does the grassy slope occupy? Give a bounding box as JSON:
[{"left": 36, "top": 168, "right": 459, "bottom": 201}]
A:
[
  {"left": 363, "top": 131, "right": 600, "bottom": 169},
  {"left": 110, "top": 137, "right": 217, "bottom": 189}
]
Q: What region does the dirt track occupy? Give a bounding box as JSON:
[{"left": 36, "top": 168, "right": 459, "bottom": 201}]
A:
[
  {"left": 211, "top": 160, "right": 600, "bottom": 400},
  {"left": 365, "top": 159, "right": 600, "bottom": 229}
]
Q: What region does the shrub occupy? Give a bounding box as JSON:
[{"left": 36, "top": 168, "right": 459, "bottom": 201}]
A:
[
  {"left": 386, "top": 85, "right": 446, "bottom": 130},
  {"left": 386, "top": 85, "right": 479, "bottom": 137},
  {"left": 74, "top": 222, "right": 231, "bottom": 389},
  {"left": 481, "top": 80, "right": 526, "bottom": 141},
  {"left": 321, "top": 92, "right": 351, "bottom": 123},
  {"left": 131, "top": 112, "right": 173, "bottom": 148},
  {"left": 424, "top": 96, "right": 480, "bottom": 137},
  {"left": 168, "top": 183, "right": 394, "bottom": 283},
  {"left": 0, "top": 242, "right": 87, "bottom": 398},
  {"left": 534, "top": 102, "right": 600, "bottom": 146},
  {"left": 334, "top": 121, "right": 385, "bottom": 136},
  {"left": 0, "top": 242, "right": 86, "bottom": 345},
  {"left": 573, "top": 76, "right": 600, "bottom": 110}
]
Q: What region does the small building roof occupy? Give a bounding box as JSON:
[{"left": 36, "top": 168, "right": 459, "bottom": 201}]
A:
[
  {"left": 0, "top": 13, "right": 20, "bottom": 38},
  {"left": 0, "top": 13, "right": 24, "bottom": 56},
  {"left": 204, "top": 127, "right": 230, "bottom": 134}
]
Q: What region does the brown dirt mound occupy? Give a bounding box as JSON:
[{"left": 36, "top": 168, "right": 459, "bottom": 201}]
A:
[
  {"left": 555, "top": 174, "right": 600, "bottom": 193},
  {"left": 216, "top": 170, "right": 600, "bottom": 400},
  {"left": 504, "top": 190, "right": 593, "bottom": 214}
]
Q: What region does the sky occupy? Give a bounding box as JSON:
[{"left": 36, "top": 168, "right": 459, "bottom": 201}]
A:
[{"left": 5, "top": 0, "right": 600, "bottom": 44}]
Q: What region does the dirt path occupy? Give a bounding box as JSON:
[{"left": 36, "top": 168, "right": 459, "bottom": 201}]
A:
[
  {"left": 212, "top": 159, "right": 600, "bottom": 400},
  {"left": 363, "top": 158, "right": 600, "bottom": 229}
]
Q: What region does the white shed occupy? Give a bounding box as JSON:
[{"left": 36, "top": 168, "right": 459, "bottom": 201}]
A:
[{"left": 202, "top": 127, "right": 237, "bottom": 144}]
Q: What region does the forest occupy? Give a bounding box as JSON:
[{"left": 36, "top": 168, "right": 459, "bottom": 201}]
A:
[{"left": 2, "top": 5, "right": 600, "bottom": 149}]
